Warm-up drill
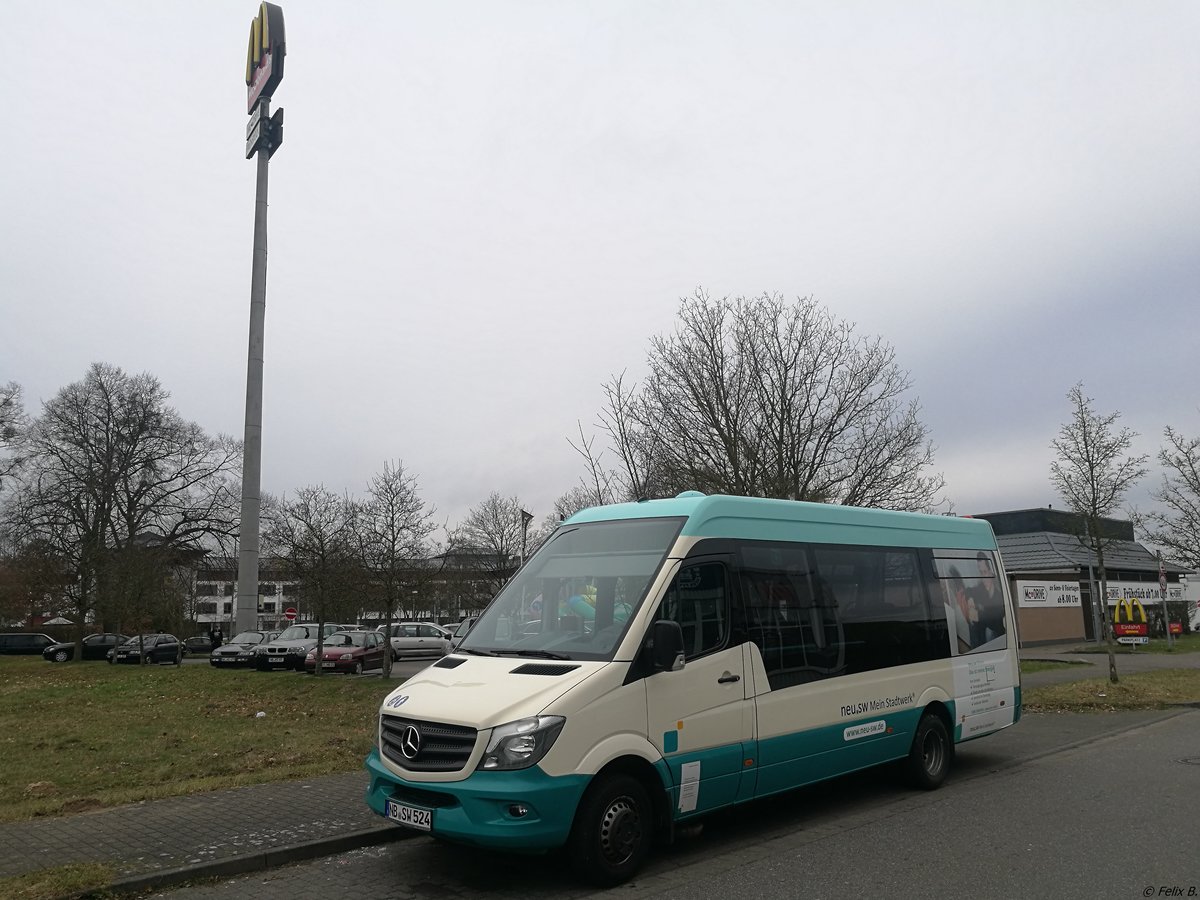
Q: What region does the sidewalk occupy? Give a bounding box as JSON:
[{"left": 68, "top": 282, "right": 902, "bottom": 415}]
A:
[
  {"left": 0, "top": 771, "right": 413, "bottom": 894},
  {"left": 5, "top": 644, "right": 1197, "bottom": 897}
]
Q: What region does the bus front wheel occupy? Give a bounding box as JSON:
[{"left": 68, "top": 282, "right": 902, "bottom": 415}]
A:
[
  {"left": 568, "top": 773, "right": 653, "bottom": 886},
  {"left": 905, "top": 711, "right": 952, "bottom": 790}
]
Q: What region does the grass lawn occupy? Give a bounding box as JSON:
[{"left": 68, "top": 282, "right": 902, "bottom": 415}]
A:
[
  {"left": 0, "top": 656, "right": 393, "bottom": 823},
  {"left": 1066, "top": 633, "right": 1200, "bottom": 654},
  {"left": 1019, "top": 659, "right": 1089, "bottom": 675},
  {"left": 1023, "top": 668, "right": 1200, "bottom": 712},
  {"left": 0, "top": 863, "right": 115, "bottom": 900}
]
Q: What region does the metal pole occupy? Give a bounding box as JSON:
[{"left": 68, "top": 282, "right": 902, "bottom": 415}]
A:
[
  {"left": 1159, "top": 551, "right": 1174, "bottom": 650},
  {"left": 1087, "top": 565, "right": 1101, "bottom": 643},
  {"left": 236, "top": 97, "right": 271, "bottom": 636}
]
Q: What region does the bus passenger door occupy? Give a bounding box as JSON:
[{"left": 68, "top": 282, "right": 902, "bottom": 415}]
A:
[{"left": 645, "top": 558, "right": 755, "bottom": 819}]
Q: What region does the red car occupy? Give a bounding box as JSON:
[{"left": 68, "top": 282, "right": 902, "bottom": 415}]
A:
[{"left": 303, "top": 630, "right": 385, "bottom": 675}]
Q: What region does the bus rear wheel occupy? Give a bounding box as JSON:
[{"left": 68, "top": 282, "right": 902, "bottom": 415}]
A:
[
  {"left": 568, "top": 773, "right": 652, "bottom": 886},
  {"left": 905, "top": 711, "right": 952, "bottom": 790}
]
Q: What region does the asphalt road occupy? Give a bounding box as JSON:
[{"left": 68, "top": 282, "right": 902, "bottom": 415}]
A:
[{"left": 146, "top": 709, "right": 1199, "bottom": 900}]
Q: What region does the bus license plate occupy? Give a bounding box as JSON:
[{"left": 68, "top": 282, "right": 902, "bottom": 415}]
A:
[{"left": 386, "top": 799, "right": 432, "bottom": 831}]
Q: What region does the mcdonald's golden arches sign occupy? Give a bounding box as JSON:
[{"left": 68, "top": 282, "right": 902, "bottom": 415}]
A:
[
  {"left": 246, "top": 3, "right": 286, "bottom": 113},
  {"left": 1112, "top": 597, "right": 1148, "bottom": 637}
]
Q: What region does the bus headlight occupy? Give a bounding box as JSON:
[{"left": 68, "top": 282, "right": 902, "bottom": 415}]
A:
[{"left": 479, "top": 716, "right": 565, "bottom": 771}]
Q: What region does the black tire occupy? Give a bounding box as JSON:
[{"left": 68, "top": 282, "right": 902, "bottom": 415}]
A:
[
  {"left": 53, "top": 649, "right": 70, "bottom": 663},
  {"left": 353, "top": 660, "right": 363, "bottom": 676},
  {"left": 904, "top": 711, "right": 952, "bottom": 790},
  {"left": 567, "top": 773, "right": 653, "bottom": 886},
  {"left": 173, "top": 651, "right": 182, "bottom": 666}
]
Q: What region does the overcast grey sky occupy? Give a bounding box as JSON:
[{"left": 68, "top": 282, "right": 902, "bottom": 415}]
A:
[{"left": 2, "top": 1, "right": 1197, "bottom": 529}]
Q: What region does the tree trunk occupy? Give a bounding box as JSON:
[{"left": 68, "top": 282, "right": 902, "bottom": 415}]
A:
[
  {"left": 313, "top": 613, "right": 325, "bottom": 677},
  {"left": 381, "top": 601, "right": 393, "bottom": 679},
  {"left": 1093, "top": 529, "right": 1119, "bottom": 684}
]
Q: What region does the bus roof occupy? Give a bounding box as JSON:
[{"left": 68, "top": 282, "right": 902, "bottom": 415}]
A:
[{"left": 563, "top": 492, "right": 997, "bottom": 551}]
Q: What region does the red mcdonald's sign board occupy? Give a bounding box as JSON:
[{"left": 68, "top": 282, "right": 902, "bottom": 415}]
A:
[{"left": 1113, "top": 622, "right": 1148, "bottom": 637}]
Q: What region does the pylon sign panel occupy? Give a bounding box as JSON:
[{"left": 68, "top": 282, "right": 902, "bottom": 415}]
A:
[
  {"left": 1113, "top": 597, "right": 1148, "bottom": 644},
  {"left": 246, "top": 3, "right": 286, "bottom": 113},
  {"left": 246, "top": 106, "right": 284, "bottom": 159}
]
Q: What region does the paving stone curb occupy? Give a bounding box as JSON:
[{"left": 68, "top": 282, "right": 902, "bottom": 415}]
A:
[{"left": 88, "top": 826, "right": 414, "bottom": 898}]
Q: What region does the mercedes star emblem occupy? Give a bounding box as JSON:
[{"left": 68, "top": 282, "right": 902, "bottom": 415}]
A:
[{"left": 400, "top": 724, "right": 421, "bottom": 760}]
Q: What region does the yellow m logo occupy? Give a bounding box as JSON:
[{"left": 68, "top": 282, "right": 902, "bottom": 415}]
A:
[
  {"left": 245, "top": 3, "right": 286, "bottom": 112},
  {"left": 1114, "top": 598, "right": 1147, "bottom": 624}
]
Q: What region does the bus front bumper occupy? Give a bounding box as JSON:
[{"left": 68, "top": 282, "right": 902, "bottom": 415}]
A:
[{"left": 364, "top": 748, "right": 589, "bottom": 851}]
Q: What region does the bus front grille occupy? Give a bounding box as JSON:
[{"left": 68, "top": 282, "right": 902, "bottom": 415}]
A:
[{"left": 381, "top": 715, "right": 477, "bottom": 772}]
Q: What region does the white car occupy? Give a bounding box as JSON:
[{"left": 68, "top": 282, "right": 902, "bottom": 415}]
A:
[
  {"left": 379, "top": 622, "right": 451, "bottom": 659},
  {"left": 447, "top": 616, "right": 478, "bottom": 652}
]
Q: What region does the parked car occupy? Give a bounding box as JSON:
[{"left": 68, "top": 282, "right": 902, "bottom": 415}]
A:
[
  {"left": 42, "top": 632, "right": 128, "bottom": 662},
  {"left": 303, "top": 630, "right": 385, "bottom": 674},
  {"left": 447, "top": 616, "right": 478, "bottom": 653},
  {"left": 183, "top": 635, "right": 213, "bottom": 655},
  {"left": 379, "top": 622, "right": 451, "bottom": 659},
  {"left": 111, "top": 633, "right": 183, "bottom": 665},
  {"left": 0, "top": 633, "right": 56, "bottom": 655},
  {"left": 209, "top": 630, "right": 279, "bottom": 667},
  {"left": 257, "top": 623, "right": 347, "bottom": 671}
]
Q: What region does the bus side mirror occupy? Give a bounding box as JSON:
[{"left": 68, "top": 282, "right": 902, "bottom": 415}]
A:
[{"left": 651, "top": 620, "right": 685, "bottom": 672}]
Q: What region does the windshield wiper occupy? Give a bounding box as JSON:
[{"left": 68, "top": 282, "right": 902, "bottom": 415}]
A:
[
  {"left": 492, "top": 648, "right": 572, "bottom": 660},
  {"left": 459, "top": 647, "right": 499, "bottom": 657}
]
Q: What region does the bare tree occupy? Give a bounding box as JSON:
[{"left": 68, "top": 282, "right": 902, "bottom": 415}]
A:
[
  {"left": 552, "top": 485, "right": 602, "bottom": 523},
  {"left": 512, "top": 486, "right": 595, "bottom": 562},
  {"left": 459, "top": 492, "right": 528, "bottom": 597},
  {"left": 105, "top": 541, "right": 196, "bottom": 657},
  {"left": 0, "top": 381, "right": 26, "bottom": 489},
  {"left": 263, "top": 486, "right": 358, "bottom": 675},
  {"left": 591, "top": 291, "right": 944, "bottom": 509},
  {"left": 1050, "top": 383, "right": 1148, "bottom": 683},
  {"left": 1, "top": 364, "right": 239, "bottom": 650},
  {"left": 0, "top": 537, "right": 72, "bottom": 625},
  {"left": 1145, "top": 422, "right": 1200, "bottom": 571},
  {"left": 565, "top": 421, "right": 622, "bottom": 507},
  {"left": 519, "top": 424, "right": 629, "bottom": 554},
  {"left": 353, "top": 460, "right": 437, "bottom": 677}
]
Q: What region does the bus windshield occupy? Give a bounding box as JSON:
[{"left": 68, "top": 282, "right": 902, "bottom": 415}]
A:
[{"left": 459, "top": 517, "right": 683, "bottom": 662}]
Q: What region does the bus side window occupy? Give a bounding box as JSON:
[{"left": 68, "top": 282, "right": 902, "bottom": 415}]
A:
[
  {"left": 659, "top": 562, "right": 729, "bottom": 659},
  {"left": 739, "top": 543, "right": 845, "bottom": 688}
]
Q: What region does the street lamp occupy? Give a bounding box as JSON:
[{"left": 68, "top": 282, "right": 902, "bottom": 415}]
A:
[{"left": 519, "top": 509, "right": 533, "bottom": 568}]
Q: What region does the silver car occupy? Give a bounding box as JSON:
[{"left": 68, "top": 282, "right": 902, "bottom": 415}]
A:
[
  {"left": 448, "top": 616, "right": 478, "bottom": 653},
  {"left": 380, "top": 622, "right": 451, "bottom": 659},
  {"left": 208, "top": 630, "right": 278, "bottom": 668}
]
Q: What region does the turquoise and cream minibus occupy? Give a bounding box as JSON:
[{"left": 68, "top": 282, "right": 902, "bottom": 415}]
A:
[{"left": 365, "top": 493, "right": 1020, "bottom": 884}]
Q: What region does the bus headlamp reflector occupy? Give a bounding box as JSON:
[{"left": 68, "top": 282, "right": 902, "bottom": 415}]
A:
[{"left": 479, "top": 716, "right": 565, "bottom": 770}]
